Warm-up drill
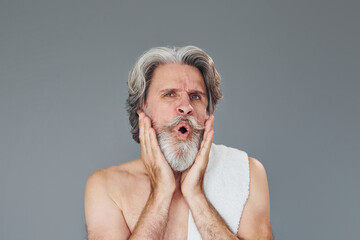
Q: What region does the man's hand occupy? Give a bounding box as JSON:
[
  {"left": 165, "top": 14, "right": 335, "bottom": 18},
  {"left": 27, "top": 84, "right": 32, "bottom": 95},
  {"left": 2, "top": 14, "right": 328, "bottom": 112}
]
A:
[
  {"left": 180, "top": 115, "right": 241, "bottom": 239},
  {"left": 180, "top": 115, "right": 214, "bottom": 199},
  {"left": 129, "top": 112, "right": 177, "bottom": 239},
  {"left": 138, "top": 111, "right": 176, "bottom": 195}
]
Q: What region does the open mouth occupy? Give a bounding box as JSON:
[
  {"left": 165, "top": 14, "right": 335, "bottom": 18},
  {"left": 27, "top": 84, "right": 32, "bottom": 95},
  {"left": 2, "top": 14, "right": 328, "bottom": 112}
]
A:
[
  {"left": 178, "top": 126, "right": 188, "bottom": 134},
  {"left": 176, "top": 123, "right": 191, "bottom": 139}
]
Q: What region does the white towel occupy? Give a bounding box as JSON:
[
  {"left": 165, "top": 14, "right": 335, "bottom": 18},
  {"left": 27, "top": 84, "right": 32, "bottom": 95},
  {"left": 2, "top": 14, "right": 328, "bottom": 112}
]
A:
[{"left": 187, "top": 143, "right": 250, "bottom": 239}]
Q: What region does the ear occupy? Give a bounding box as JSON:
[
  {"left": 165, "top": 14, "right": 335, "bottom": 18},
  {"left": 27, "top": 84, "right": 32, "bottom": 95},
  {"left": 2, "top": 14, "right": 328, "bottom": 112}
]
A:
[{"left": 137, "top": 105, "right": 146, "bottom": 116}]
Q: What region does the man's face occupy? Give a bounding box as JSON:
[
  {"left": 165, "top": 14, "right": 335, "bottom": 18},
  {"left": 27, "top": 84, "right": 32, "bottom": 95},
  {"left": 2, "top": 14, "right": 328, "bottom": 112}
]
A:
[{"left": 144, "top": 63, "right": 209, "bottom": 171}]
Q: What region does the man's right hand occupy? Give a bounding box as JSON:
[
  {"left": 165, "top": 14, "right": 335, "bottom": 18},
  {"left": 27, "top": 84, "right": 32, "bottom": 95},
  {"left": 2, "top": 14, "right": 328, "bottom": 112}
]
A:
[{"left": 138, "top": 111, "right": 176, "bottom": 195}]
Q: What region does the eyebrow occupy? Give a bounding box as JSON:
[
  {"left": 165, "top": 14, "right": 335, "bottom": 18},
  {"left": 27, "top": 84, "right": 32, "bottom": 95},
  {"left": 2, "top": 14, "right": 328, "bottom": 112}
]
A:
[{"left": 159, "top": 88, "right": 207, "bottom": 97}]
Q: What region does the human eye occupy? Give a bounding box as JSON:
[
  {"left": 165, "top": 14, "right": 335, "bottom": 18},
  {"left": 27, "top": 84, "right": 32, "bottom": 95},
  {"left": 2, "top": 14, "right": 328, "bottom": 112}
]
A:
[
  {"left": 164, "top": 92, "right": 175, "bottom": 97},
  {"left": 190, "top": 94, "right": 200, "bottom": 100}
]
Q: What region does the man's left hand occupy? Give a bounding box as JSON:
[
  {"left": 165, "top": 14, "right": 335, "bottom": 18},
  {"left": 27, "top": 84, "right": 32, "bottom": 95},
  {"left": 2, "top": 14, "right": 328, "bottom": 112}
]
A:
[{"left": 180, "top": 115, "right": 214, "bottom": 199}]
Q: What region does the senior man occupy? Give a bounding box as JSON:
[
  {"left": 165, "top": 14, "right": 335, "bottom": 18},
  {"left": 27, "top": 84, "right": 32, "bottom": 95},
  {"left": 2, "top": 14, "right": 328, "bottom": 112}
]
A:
[{"left": 85, "top": 46, "right": 273, "bottom": 239}]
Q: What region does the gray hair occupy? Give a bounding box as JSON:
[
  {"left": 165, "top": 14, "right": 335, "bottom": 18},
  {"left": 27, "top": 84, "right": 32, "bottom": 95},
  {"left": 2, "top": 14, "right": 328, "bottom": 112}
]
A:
[{"left": 126, "top": 46, "right": 222, "bottom": 143}]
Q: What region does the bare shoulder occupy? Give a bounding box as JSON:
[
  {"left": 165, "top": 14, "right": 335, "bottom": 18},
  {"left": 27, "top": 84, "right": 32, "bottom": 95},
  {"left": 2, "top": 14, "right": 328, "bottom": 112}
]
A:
[
  {"left": 248, "top": 157, "right": 268, "bottom": 184},
  {"left": 237, "top": 157, "right": 273, "bottom": 239},
  {"left": 85, "top": 159, "right": 147, "bottom": 206},
  {"left": 84, "top": 159, "right": 148, "bottom": 239}
]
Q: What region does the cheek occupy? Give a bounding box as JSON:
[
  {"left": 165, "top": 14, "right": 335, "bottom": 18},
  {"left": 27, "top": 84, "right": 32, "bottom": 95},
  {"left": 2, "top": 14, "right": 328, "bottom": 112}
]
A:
[
  {"left": 194, "top": 109, "right": 208, "bottom": 126},
  {"left": 147, "top": 105, "right": 175, "bottom": 127}
]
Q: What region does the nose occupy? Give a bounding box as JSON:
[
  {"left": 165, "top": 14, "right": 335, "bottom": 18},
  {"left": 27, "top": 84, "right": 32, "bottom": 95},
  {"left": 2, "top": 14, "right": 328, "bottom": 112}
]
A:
[{"left": 177, "top": 95, "right": 193, "bottom": 116}]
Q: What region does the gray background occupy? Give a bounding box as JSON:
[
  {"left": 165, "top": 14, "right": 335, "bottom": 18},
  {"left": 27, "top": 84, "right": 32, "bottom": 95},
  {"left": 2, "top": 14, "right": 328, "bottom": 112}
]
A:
[{"left": 1, "top": 0, "right": 359, "bottom": 239}]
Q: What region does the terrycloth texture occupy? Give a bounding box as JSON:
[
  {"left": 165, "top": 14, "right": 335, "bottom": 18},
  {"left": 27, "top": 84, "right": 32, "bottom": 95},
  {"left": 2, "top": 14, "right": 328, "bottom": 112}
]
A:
[{"left": 187, "top": 143, "right": 250, "bottom": 240}]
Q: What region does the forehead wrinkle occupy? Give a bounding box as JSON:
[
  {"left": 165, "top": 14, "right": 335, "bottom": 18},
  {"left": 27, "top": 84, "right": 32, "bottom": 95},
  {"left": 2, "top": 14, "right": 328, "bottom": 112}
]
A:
[
  {"left": 149, "top": 63, "right": 207, "bottom": 96},
  {"left": 159, "top": 88, "right": 206, "bottom": 96}
]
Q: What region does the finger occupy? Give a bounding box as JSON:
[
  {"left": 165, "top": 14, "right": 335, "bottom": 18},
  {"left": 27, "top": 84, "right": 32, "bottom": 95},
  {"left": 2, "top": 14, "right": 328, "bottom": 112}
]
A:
[
  {"left": 199, "top": 129, "right": 214, "bottom": 156},
  {"left": 138, "top": 112, "right": 144, "bottom": 143},
  {"left": 203, "top": 130, "right": 214, "bottom": 155},
  {"left": 194, "top": 130, "right": 214, "bottom": 168},
  {"left": 143, "top": 115, "right": 153, "bottom": 158},
  {"left": 149, "top": 128, "right": 162, "bottom": 158},
  {"left": 204, "top": 115, "right": 214, "bottom": 136},
  {"left": 138, "top": 112, "right": 147, "bottom": 156},
  {"left": 201, "top": 115, "right": 214, "bottom": 149},
  {"left": 208, "top": 115, "right": 214, "bottom": 130}
]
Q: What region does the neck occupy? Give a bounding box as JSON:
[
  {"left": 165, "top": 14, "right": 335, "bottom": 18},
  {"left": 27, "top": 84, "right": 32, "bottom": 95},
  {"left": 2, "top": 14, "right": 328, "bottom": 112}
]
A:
[
  {"left": 174, "top": 170, "right": 190, "bottom": 196},
  {"left": 173, "top": 170, "right": 182, "bottom": 190}
]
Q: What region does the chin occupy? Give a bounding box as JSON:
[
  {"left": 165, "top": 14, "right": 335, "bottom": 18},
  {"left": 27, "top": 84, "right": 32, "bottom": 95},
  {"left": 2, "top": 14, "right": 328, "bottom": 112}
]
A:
[{"left": 157, "top": 131, "right": 202, "bottom": 172}]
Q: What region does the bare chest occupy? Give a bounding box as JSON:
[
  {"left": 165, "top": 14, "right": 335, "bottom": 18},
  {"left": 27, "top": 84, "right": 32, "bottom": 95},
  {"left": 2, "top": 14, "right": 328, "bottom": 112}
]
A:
[{"left": 119, "top": 187, "right": 189, "bottom": 240}]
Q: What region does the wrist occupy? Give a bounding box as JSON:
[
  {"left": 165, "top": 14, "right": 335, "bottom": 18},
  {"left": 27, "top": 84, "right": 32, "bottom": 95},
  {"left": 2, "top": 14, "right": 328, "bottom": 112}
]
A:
[
  {"left": 152, "top": 185, "right": 175, "bottom": 200},
  {"left": 146, "top": 189, "right": 174, "bottom": 216},
  {"left": 183, "top": 188, "right": 206, "bottom": 204}
]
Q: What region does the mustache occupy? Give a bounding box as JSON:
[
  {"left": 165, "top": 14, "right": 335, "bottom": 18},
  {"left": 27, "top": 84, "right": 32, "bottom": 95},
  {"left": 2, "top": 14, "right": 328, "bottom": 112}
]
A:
[{"left": 162, "top": 115, "right": 205, "bottom": 132}]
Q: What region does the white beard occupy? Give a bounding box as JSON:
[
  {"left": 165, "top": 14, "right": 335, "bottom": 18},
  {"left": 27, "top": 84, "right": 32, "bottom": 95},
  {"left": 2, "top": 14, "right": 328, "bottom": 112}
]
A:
[
  {"left": 144, "top": 108, "right": 204, "bottom": 172},
  {"left": 157, "top": 130, "right": 202, "bottom": 172}
]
